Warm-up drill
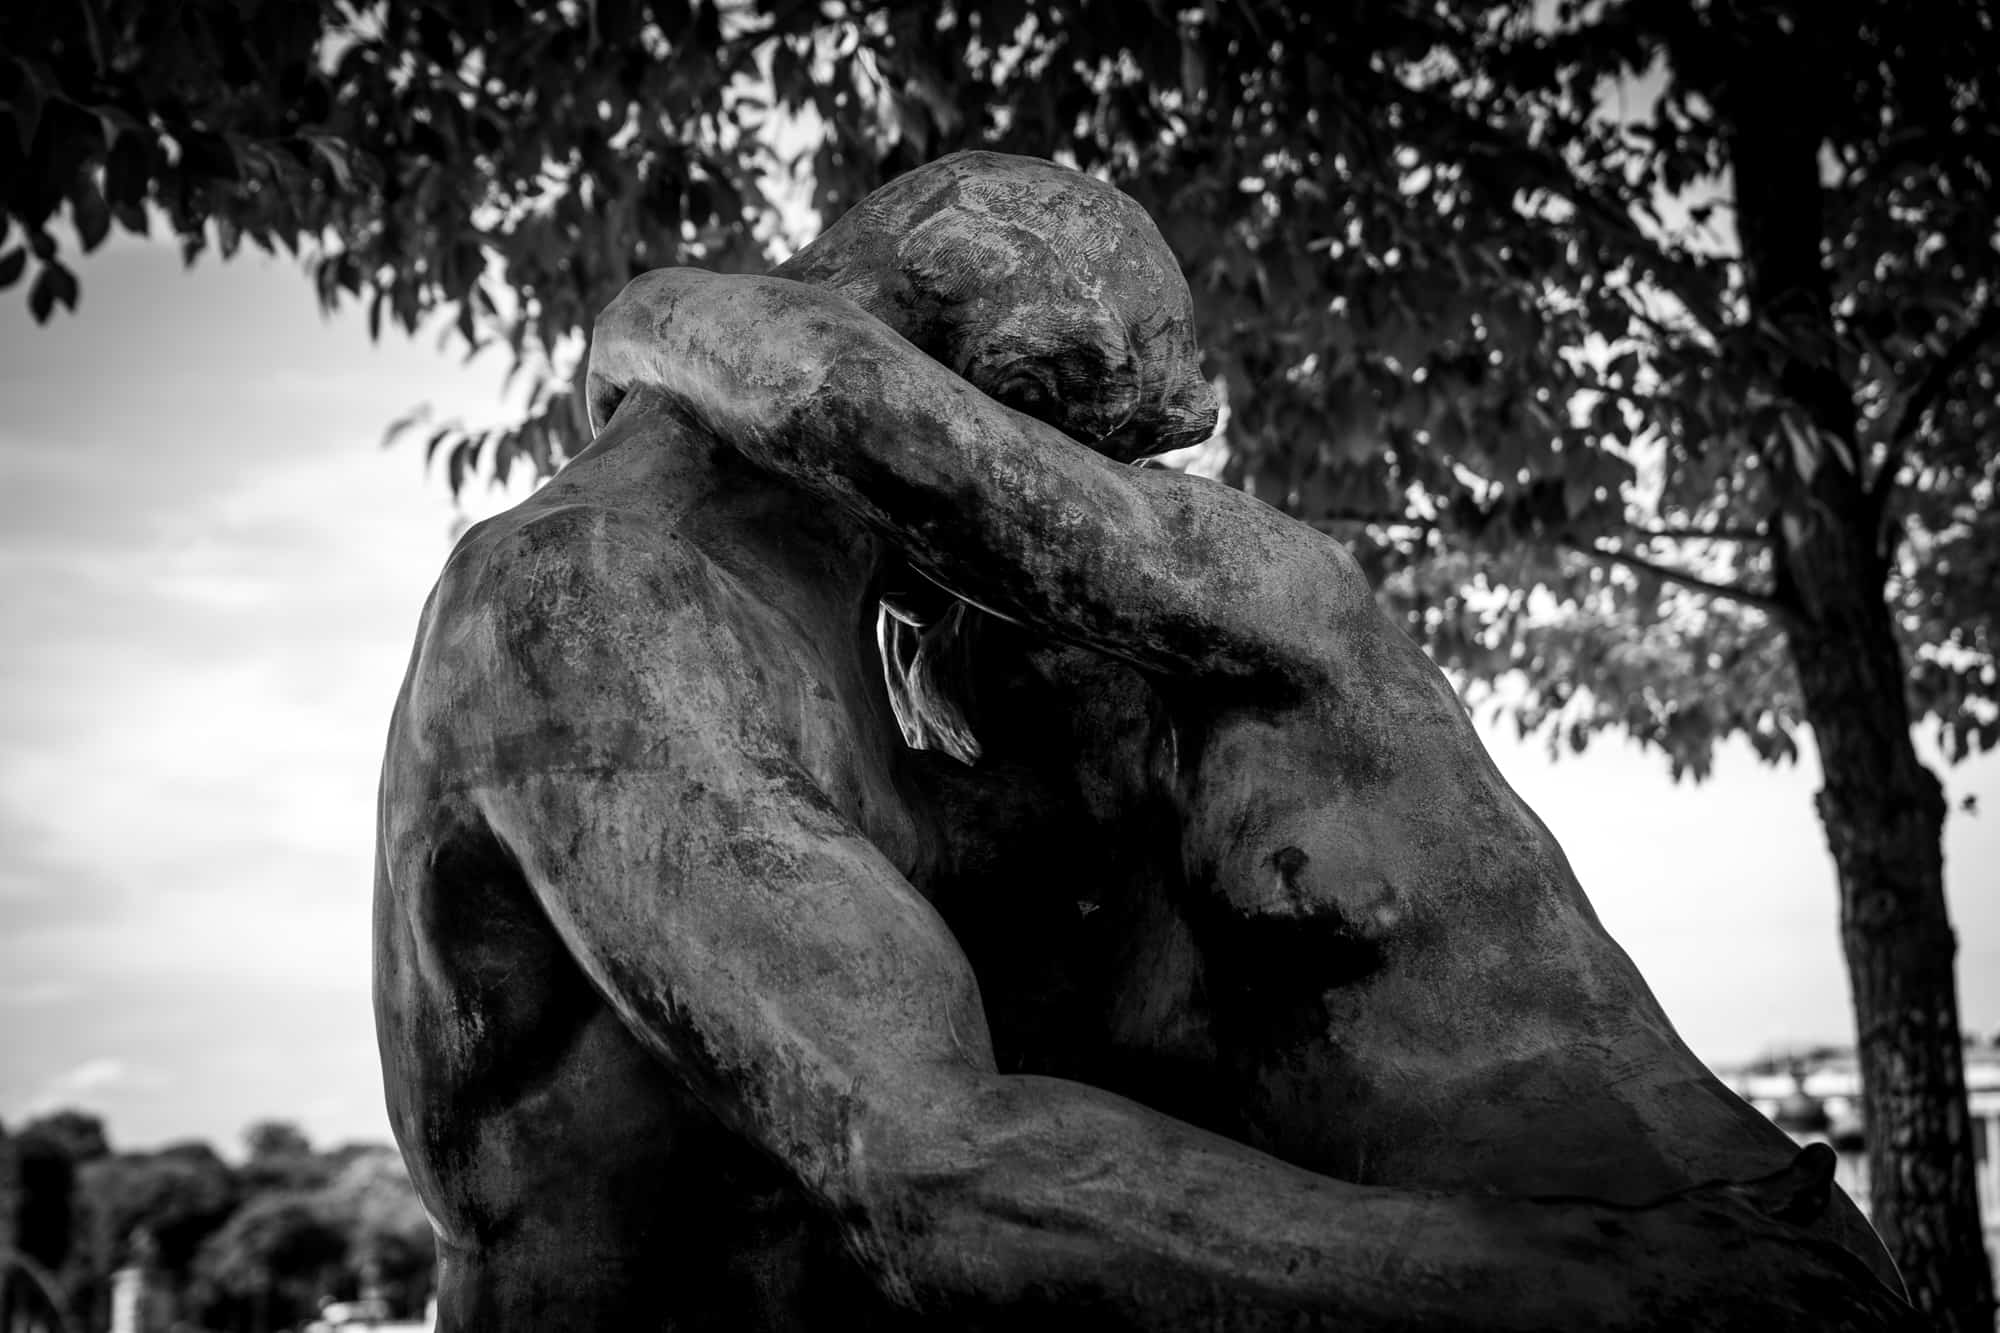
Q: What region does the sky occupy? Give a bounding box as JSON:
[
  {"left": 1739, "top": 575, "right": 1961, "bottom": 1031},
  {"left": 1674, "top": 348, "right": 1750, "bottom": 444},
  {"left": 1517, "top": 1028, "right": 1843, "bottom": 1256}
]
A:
[{"left": 1, "top": 231, "right": 1995, "bottom": 1157}]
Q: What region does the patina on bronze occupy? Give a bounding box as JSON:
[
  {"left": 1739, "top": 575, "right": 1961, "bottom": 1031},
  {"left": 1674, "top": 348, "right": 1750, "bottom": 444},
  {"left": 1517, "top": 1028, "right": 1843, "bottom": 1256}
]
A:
[{"left": 377, "top": 152, "right": 1918, "bottom": 1329}]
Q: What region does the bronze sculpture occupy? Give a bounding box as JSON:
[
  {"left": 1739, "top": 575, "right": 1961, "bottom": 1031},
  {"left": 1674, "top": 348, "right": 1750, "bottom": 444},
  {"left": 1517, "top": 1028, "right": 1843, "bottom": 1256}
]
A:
[{"left": 377, "top": 152, "right": 1918, "bottom": 1328}]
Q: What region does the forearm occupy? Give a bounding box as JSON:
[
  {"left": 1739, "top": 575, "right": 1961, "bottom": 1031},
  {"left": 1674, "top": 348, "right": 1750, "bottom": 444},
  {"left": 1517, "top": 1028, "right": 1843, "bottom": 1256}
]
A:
[
  {"left": 857, "top": 1072, "right": 1451, "bottom": 1328},
  {"left": 589, "top": 268, "right": 1372, "bottom": 682},
  {"left": 847, "top": 1070, "right": 1903, "bottom": 1331}
]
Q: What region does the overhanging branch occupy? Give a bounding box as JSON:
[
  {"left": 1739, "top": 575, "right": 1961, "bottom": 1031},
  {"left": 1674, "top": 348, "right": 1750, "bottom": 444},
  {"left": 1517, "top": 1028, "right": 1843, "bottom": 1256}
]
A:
[
  {"left": 1625, "top": 523, "right": 1767, "bottom": 542},
  {"left": 1562, "top": 536, "right": 1796, "bottom": 620},
  {"left": 1303, "top": 510, "right": 1789, "bottom": 616}
]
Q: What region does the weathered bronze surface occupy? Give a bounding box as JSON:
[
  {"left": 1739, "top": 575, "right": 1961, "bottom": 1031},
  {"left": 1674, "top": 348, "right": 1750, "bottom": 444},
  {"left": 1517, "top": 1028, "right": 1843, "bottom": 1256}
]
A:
[{"left": 376, "top": 152, "right": 1919, "bottom": 1328}]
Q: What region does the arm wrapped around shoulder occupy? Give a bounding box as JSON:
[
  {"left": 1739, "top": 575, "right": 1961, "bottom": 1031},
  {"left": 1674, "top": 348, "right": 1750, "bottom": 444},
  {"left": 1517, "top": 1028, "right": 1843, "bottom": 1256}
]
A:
[{"left": 587, "top": 268, "right": 885, "bottom": 438}]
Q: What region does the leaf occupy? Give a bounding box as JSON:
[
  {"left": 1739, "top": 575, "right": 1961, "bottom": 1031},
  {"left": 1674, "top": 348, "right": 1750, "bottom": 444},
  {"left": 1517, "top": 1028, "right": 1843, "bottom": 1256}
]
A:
[
  {"left": 1180, "top": 31, "right": 1208, "bottom": 102},
  {"left": 111, "top": 199, "right": 150, "bottom": 236},
  {"left": 381, "top": 403, "right": 431, "bottom": 450},
  {"left": 0, "top": 247, "right": 25, "bottom": 290},
  {"left": 9, "top": 60, "right": 46, "bottom": 151},
  {"left": 1779, "top": 414, "right": 1820, "bottom": 484},
  {"left": 27, "top": 262, "right": 78, "bottom": 322},
  {"left": 522, "top": 421, "right": 551, "bottom": 474},
  {"left": 72, "top": 183, "right": 112, "bottom": 251},
  {"left": 447, "top": 439, "right": 477, "bottom": 496},
  {"left": 104, "top": 132, "right": 150, "bottom": 210},
  {"left": 303, "top": 134, "right": 355, "bottom": 192}
]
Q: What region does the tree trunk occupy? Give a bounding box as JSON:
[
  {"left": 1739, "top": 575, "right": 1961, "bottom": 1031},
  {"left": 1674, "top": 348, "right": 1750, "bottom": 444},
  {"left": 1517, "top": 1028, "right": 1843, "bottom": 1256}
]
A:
[
  {"left": 1719, "top": 11, "right": 1996, "bottom": 1327},
  {"left": 1785, "top": 530, "right": 1994, "bottom": 1330}
]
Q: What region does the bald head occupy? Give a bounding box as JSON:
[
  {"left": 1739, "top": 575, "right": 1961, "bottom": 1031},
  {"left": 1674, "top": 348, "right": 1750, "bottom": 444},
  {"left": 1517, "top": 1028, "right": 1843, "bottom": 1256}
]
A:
[{"left": 776, "top": 151, "right": 1218, "bottom": 459}]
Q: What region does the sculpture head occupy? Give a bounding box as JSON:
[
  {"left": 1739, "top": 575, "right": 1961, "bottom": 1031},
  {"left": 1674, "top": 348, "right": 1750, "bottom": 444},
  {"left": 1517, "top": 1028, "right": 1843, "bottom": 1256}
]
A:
[{"left": 776, "top": 151, "right": 1218, "bottom": 462}]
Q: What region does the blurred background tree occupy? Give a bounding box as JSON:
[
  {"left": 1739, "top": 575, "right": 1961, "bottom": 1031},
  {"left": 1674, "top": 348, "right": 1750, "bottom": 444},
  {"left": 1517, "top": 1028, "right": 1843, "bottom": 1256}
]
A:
[
  {"left": 74, "top": 1138, "right": 242, "bottom": 1327},
  {"left": 3, "top": 0, "right": 1993, "bottom": 1323},
  {"left": 9, "top": 1112, "right": 104, "bottom": 1278},
  {"left": 194, "top": 1189, "right": 355, "bottom": 1332},
  {"left": 0, "top": 1112, "right": 434, "bottom": 1333},
  {"left": 238, "top": 1119, "right": 325, "bottom": 1194}
]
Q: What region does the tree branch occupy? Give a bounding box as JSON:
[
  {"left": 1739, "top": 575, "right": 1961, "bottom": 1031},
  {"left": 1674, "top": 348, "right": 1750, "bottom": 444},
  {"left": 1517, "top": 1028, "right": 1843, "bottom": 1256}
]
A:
[
  {"left": 77, "top": 0, "right": 108, "bottom": 72},
  {"left": 1561, "top": 536, "right": 1795, "bottom": 620},
  {"left": 1624, "top": 523, "right": 1767, "bottom": 542},
  {"left": 1871, "top": 301, "right": 2000, "bottom": 507},
  {"left": 1303, "top": 502, "right": 1785, "bottom": 613},
  {"left": 1317, "top": 508, "right": 1418, "bottom": 523}
]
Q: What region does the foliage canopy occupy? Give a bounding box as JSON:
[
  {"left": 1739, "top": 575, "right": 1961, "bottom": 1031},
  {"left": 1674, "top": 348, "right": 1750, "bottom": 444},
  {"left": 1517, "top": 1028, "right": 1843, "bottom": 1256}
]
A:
[{"left": 4, "top": 0, "right": 1993, "bottom": 776}]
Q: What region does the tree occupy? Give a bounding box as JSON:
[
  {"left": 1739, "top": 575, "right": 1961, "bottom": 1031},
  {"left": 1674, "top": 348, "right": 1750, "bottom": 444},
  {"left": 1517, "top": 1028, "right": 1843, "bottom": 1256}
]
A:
[
  {"left": 71, "top": 1140, "right": 242, "bottom": 1332},
  {"left": 18, "top": 1112, "right": 110, "bottom": 1168},
  {"left": 77, "top": 1141, "right": 241, "bottom": 1277},
  {"left": 187, "top": 1144, "right": 435, "bottom": 1333},
  {"left": 241, "top": 1122, "right": 312, "bottom": 1170},
  {"left": 3, "top": 0, "right": 1992, "bottom": 1322},
  {"left": 238, "top": 1120, "right": 343, "bottom": 1195},
  {"left": 316, "top": 1149, "right": 437, "bottom": 1316},
  {"left": 7, "top": 1113, "right": 108, "bottom": 1274},
  {"left": 192, "top": 1190, "right": 353, "bottom": 1333}
]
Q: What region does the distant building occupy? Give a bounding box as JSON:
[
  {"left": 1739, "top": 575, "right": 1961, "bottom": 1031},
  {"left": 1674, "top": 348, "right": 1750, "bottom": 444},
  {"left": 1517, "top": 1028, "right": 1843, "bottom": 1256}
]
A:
[{"left": 1723, "top": 1037, "right": 2000, "bottom": 1272}]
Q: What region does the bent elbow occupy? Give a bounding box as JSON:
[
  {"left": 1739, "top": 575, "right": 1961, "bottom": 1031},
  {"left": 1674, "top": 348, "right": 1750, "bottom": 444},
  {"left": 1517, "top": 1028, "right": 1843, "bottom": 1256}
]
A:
[{"left": 823, "top": 1072, "right": 1013, "bottom": 1313}]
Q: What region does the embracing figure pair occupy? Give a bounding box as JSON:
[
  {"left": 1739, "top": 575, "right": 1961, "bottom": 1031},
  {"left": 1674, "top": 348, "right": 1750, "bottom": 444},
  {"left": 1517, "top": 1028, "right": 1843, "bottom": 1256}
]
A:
[{"left": 375, "top": 151, "right": 1916, "bottom": 1329}]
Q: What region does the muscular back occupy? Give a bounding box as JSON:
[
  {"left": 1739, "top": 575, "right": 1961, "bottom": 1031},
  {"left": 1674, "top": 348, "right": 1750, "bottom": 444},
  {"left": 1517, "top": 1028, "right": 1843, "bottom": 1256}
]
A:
[{"left": 374, "top": 397, "right": 935, "bottom": 1328}]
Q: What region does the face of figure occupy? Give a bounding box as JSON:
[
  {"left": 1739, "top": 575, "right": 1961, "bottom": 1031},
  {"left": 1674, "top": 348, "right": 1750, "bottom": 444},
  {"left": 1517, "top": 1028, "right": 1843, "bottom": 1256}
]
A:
[{"left": 778, "top": 152, "right": 1219, "bottom": 463}]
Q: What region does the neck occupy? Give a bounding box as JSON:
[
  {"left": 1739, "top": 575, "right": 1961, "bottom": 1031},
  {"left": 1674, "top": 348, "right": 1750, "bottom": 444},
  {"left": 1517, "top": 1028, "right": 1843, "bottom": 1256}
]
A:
[{"left": 572, "top": 388, "right": 886, "bottom": 609}]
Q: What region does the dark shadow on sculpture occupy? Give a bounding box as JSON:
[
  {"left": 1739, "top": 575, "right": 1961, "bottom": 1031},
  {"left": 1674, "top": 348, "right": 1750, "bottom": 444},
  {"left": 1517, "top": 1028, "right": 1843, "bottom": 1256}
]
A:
[{"left": 376, "top": 152, "right": 1920, "bottom": 1329}]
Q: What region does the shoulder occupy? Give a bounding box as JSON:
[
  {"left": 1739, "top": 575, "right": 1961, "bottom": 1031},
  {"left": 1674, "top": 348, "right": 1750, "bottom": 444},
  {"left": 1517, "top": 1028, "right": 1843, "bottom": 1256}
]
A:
[
  {"left": 416, "top": 506, "right": 628, "bottom": 678},
  {"left": 387, "top": 500, "right": 712, "bottom": 784},
  {"left": 440, "top": 498, "right": 720, "bottom": 658},
  {"left": 1121, "top": 465, "right": 1376, "bottom": 688}
]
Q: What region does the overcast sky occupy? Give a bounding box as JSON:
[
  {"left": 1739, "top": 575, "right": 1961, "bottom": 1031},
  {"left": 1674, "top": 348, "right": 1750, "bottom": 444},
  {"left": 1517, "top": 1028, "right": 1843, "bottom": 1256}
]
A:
[{"left": 2, "top": 232, "right": 1995, "bottom": 1157}]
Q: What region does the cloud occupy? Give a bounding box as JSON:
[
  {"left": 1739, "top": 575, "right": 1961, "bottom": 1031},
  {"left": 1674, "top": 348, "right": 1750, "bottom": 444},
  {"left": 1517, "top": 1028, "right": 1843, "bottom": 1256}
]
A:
[{"left": 25, "top": 1057, "right": 168, "bottom": 1115}]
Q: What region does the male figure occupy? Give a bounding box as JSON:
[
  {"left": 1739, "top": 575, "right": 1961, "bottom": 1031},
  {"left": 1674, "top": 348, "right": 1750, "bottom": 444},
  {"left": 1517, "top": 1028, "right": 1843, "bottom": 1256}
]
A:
[{"left": 378, "top": 153, "right": 1911, "bottom": 1328}]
